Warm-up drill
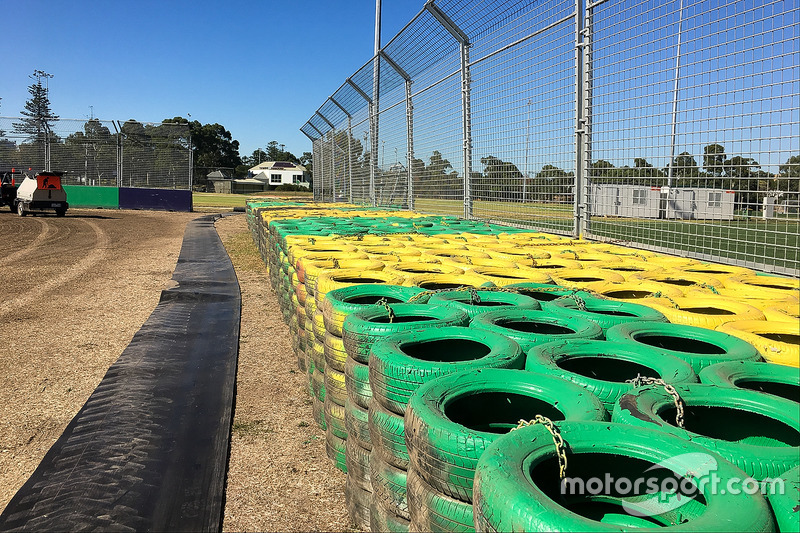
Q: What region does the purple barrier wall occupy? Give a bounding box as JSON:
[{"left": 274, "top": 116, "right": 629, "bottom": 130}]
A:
[{"left": 118, "top": 188, "right": 193, "bottom": 212}]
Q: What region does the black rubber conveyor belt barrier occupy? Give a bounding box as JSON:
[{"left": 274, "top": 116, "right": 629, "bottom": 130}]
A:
[{"left": 0, "top": 214, "right": 241, "bottom": 532}]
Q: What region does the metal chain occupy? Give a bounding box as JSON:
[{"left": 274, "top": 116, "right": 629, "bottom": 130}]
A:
[
  {"left": 513, "top": 415, "right": 567, "bottom": 479},
  {"left": 375, "top": 297, "right": 395, "bottom": 323},
  {"left": 469, "top": 287, "right": 481, "bottom": 305},
  {"left": 332, "top": 258, "right": 341, "bottom": 269},
  {"left": 626, "top": 375, "right": 685, "bottom": 428}
]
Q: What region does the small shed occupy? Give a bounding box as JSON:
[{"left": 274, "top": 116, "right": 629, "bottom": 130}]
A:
[{"left": 232, "top": 178, "right": 267, "bottom": 194}]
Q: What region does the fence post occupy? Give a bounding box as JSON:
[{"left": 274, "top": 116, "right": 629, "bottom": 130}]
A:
[
  {"left": 406, "top": 79, "right": 415, "bottom": 210},
  {"left": 574, "top": 0, "right": 592, "bottom": 238},
  {"left": 318, "top": 111, "right": 337, "bottom": 201},
  {"left": 425, "top": 2, "right": 471, "bottom": 218},
  {"left": 330, "top": 97, "right": 354, "bottom": 204}
]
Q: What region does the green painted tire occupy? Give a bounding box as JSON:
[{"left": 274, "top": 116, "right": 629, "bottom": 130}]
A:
[
  {"left": 545, "top": 296, "right": 669, "bottom": 331},
  {"left": 371, "top": 500, "right": 411, "bottom": 533},
  {"left": 473, "top": 421, "right": 776, "bottom": 532},
  {"left": 525, "top": 339, "right": 697, "bottom": 411},
  {"left": 504, "top": 282, "right": 594, "bottom": 303},
  {"left": 605, "top": 322, "right": 763, "bottom": 372},
  {"left": 369, "top": 399, "right": 409, "bottom": 470},
  {"left": 345, "top": 355, "right": 372, "bottom": 410},
  {"left": 343, "top": 304, "right": 470, "bottom": 364},
  {"left": 469, "top": 308, "right": 603, "bottom": 351},
  {"left": 407, "top": 467, "right": 474, "bottom": 533},
  {"left": 345, "top": 475, "right": 371, "bottom": 531},
  {"left": 345, "top": 398, "right": 372, "bottom": 451},
  {"left": 323, "top": 284, "right": 424, "bottom": 337},
  {"left": 369, "top": 326, "right": 524, "bottom": 416},
  {"left": 325, "top": 431, "right": 347, "bottom": 473},
  {"left": 767, "top": 465, "right": 799, "bottom": 533},
  {"left": 698, "top": 361, "right": 799, "bottom": 404},
  {"left": 324, "top": 332, "right": 347, "bottom": 373},
  {"left": 405, "top": 368, "right": 606, "bottom": 503},
  {"left": 427, "top": 289, "right": 541, "bottom": 319},
  {"left": 371, "top": 451, "right": 409, "bottom": 520},
  {"left": 324, "top": 398, "right": 347, "bottom": 440},
  {"left": 612, "top": 383, "right": 800, "bottom": 480},
  {"left": 346, "top": 437, "right": 372, "bottom": 492}
]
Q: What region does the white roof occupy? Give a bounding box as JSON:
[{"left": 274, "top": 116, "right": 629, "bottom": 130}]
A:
[{"left": 248, "top": 161, "right": 307, "bottom": 173}]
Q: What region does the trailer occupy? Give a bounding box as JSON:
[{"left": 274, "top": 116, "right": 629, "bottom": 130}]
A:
[{"left": 14, "top": 171, "right": 69, "bottom": 217}]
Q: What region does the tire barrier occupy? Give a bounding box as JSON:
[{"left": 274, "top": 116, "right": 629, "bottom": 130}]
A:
[
  {"left": 544, "top": 295, "right": 669, "bottom": 332},
  {"left": 473, "top": 421, "right": 776, "bottom": 532},
  {"left": 606, "top": 321, "right": 763, "bottom": 372},
  {"left": 243, "top": 199, "right": 799, "bottom": 532},
  {"left": 525, "top": 339, "right": 697, "bottom": 410},
  {"left": 426, "top": 289, "right": 542, "bottom": 319},
  {"left": 612, "top": 383, "right": 800, "bottom": 479},
  {"left": 716, "top": 320, "right": 799, "bottom": 367},
  {"left": 405, "top": 368, "right": 606, "bottom": 504},
  {"left": 698, "top": 361, "right": 799, "bottom": 404},
  {"left": 470, "top": 308, "right": 603, "bottom": 351}
]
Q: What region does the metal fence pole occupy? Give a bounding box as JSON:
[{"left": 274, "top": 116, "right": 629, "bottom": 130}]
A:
[
  {"left": 330, "top": 97, "right": 354, "bottom": 204},
  {"left": 406, "top": 79, "right": 415, "bottom": 210},
  {"left": 425, "top": 2, "right": 471, "bottom": 218},
  {"left": 667, "top": 0, "right": 685, "bottom": 189},
  {"left": 574, "top": 0, "right": 591, "bottom": 238},
  {"left": 318, "top": 112, "right": 337, "bottom": 201}
]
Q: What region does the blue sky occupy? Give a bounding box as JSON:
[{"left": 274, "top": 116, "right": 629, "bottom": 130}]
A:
[{"left": 0, "top": 0, "right": 423, "bottom": 159}]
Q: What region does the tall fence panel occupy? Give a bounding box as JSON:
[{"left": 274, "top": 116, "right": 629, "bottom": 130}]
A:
[
  {"left": 0, "top": 117, "right": 192, "bottom": 189},
  {"left": 302, "top": 0, "right": 799, "bottom": 276}
]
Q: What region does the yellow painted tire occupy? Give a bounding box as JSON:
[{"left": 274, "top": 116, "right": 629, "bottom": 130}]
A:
[
  {"left": 645, "top": 254, "right": 700, "bottom": 269},
  {"left": 481, "top": 246, "right": 551, "bottom": 261},
  {"left": 645, "top": 297, "right": 766, "bottom": 329},
  {"left": 556, "top": 250, "right": 623, "bottom": 265},
  {"left": 315, "top": 269, "right": 407, "bottom": 306},
  {"left": 295, "top": 251, "right": 369, "bottom": 283},
  {"left": 596, "top": 260, "right": 666, "bottom": 280},
  {"left": 710, "top": 286, "right": 799, "bottom": 310},
  {"left": 462, "top": 266, "right": 550, "bottom": 286},
  {"left": 717, "top": 320, "right": 799, "bottom": 367},
  {"left": 764, "top": 301, "right": 800, "bottom": 323},
  {"left": 384, "top": 262, "right": 465, "bottom": 277},
  {"left": 724, "top": 275, "right": 800, "bottom": 300},
  {"left": 403, "top": 273, "right": 492, "bottom": 291},
  {"left": 511, "top": 257, "right": 583, "bottom": 272},
  {"left": 303, "top": 259, "right": 385, "bottom": 297},
  {"left": 631, "top": 270, "right": 724, "bottom": 290},
  {"left": 595, "top": 281, "right": 684, "bottom": 302},
  {"left": 419, "top": 248, "right": 491, "bottom": 263},
  {"left": 438, "top": 255, "right": 518, "bottom": 271},
  {"left": 680, "top": 262, "right": 755, "bottom": 279},
  {"left": 289, "top": 243, "right": 361, "bottom": 266},
  {"left": 550, "top": 268, "right": 626, "bottom": 289}
]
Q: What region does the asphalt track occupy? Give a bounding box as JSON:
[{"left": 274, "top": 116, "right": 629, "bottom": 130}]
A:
[{"left": 0, "top": 214, "right": 241, "bottom": 531}]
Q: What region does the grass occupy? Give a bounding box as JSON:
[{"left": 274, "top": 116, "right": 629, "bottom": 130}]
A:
[{"left": 223, "top": 231, "right": 266, "bottom": 273}]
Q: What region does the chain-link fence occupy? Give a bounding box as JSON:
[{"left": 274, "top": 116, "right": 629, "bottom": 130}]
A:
[
  {"left": 302, "top": 0, "right": 799, "bottom": 276},
  {"left": 0, "top": 117, "right": 192, "bottom": 189}
]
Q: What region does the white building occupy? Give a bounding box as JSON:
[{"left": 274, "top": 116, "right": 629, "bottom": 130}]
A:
[
  {"left": 590, "top": 184, "right": 735, "bottom": 220},
  {"left": 249, "top": 161, "right": 309, "bottom": 188}
]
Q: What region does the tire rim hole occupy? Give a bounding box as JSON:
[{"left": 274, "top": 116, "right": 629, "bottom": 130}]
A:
[
  {"left": 370, "top": 315, "right": 437, "bottom": 324},
  {"left": 345, "top": 295, "right": 405, "bottom": 305},
  {"left": 446, "top": 392, "right": 564, "bottom": 434},
  {"left": 332, "top": 277, "right": 385, "bottom": 284},
  {"left": 499, "top": 320, "right": 575, "bottom": 335},
  {"left": 653, "top": 278, "right": 698, "bottom": 286},
  {"left": 603, "top": 290, "right": 653, "bottom": 299},
  {"left": 562, "top": 277, "right": 604, "bottom": 283},
  {"left": 756, "top": 332, "right": 800, "bottom": 345},
  {"left": 515, "top": 290, "right": 568, "bottom": 302},
  {"left": 631, "top": 334, "right": 726, "bottom": 355},
  {"left": 556, "top": 357, "right": 658, "bottom": 383},
  {"left": 658, "top": 405, "right": 800, "bottom": 446},
  {"left": 418, "top": 282, "right": 474, "bottom": 290},
  {"left": 736, "top": 379, "right": 800, "bottom": 404},
  {"left": 529, "top": 454, "right": 707, "bottom": 526},
  {"left": 401, "top": 338, "right": 491, "bottom": 362},
  {"left": 679, "top": 307, "right": 736, "bottom": 316}
]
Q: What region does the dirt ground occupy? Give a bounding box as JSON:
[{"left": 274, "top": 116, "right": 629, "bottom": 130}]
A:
[
  {"left": 216, "top": 215, "right": 350, "bottom": 532},
  {"left": 0, "top": 208, "right": 349, "bottom": 531}
]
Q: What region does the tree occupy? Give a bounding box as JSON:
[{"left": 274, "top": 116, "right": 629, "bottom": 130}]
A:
[
  {"left": 64, "top": 119, "right": 115, "bottom": 184},
  {"left": 534, "top": 164, "right": 574, "bottom": 202},
  {"left": 703, "top": 144, "right": 726, "bottom": 177},
  {"left": 778, "top": 155, "right": 800, "bottom": 193},
  {"left": 670, "top": 152, "right": 701, "bottom": 186},
  {"left": 165, "top": 117, "right": 242, "bottom": 184},
  {"left": 13, "top": 71, "right": 59, "bottom": 143},
  {"left": 479, "top": 155, "right": 523, "bottom": 200}
]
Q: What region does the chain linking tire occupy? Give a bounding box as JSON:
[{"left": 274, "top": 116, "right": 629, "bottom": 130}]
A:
[
  {"left": 698, "top": 360, "right": 799, "bottom": 403},
  {"left": 612, "top": 383, "right": 800, "bottom": 480},
  {"left": 545, "top": 296, "right": 668, "bottom": 331},
  {"left": 470, "top": 308, "right": 603, "bottom": 351},
  {"left": 322, "top": 284, "right": 424, "bottom": 337},
  {"left": 343, "top": 304, "right": 470, "bottom": 364},
  {"left": 369, "top": 326, "right": 524, "bottom": 416},
  {"left": 606, "top": 322, "right": 762, "bottom": 372},
  {"left": 473, "top": 420, "right": 776, "bottom": 532},
  {"left": 427, "top": 289, "right": 541, "bottom": 320},
  {"left": 405, "top": 368, "right": 606, "bottom": 503},
  {"left": 526, "top": 339, "right": 697, "bottom": 410}
]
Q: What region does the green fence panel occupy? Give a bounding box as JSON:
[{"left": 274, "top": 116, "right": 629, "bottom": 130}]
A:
[{"left": 63, "top": 186, "right": 120, "bottom": 209}]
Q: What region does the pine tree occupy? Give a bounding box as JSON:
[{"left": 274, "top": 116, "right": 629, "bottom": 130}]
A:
[{"left": 13, "top": 72, "right": 58, "bottom": 142}]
